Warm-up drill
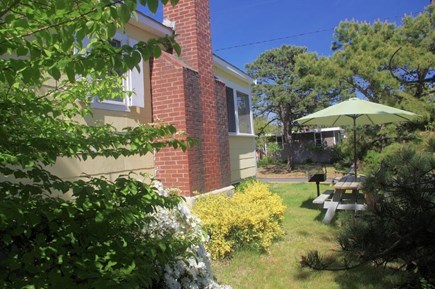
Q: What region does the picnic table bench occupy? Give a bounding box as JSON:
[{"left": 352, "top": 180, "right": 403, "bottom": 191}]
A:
[
  {"left": 312, "top": 190, "right": 334, "bottom": 204},
  {"left": 312, "top": 174, "right": 367, "bottom": 224}
]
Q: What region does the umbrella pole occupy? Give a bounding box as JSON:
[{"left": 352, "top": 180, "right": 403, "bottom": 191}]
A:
[
  {"left": 353, "top": 117, "right": 358, "bottom": 204},
  {"left": 353, "top": 117, "right": 357, "bottom": 178}
]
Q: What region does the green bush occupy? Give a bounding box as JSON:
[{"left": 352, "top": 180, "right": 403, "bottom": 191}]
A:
[
  {"left": 303, "top": 143, "right": 435, "bottom": 288},
  {"left": 192, "top": 181, "right": 286, "bottom": 259},
  {"left": 0, "top": 178, "right": 192, "bottom": 288},
  {"left": 0, "top": 1, "right": 195, "bottom": 288}
]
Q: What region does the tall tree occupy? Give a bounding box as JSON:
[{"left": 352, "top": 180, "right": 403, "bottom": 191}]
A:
[
  {"left": 296, "top": 8, "right": 434, "bottom": 165},
  {"left": 0, "top": 1, "right": 200, "bottom": 288},
  {"left": 246, "top": 46, "right": 327, "bottom": 170},
  {"left": 303, "top": 7, "right": 434, "bottom": 120}
]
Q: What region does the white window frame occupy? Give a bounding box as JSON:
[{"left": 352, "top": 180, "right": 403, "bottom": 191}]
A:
[
  {"left": 314, "top": 131, "right": 323, "bottom": 147},
  {"left": 224, "top": 81, "right": 254, "bottom": 136},
  {"left": 85, "top": 32, "right": 145, "bottom": 112}
]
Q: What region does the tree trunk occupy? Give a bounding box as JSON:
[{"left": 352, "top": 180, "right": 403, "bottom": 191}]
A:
[
  {"left": 286, "top": 136, "right": 294, "bottom": 171},
  {"left": 282, "top": 118, "right": 294, "bottom": 172}
]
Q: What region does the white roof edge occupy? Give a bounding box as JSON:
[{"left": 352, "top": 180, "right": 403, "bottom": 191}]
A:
[
  {"left": 130, "top": 11, "right": 173, "bottom": 37},
  {"left": 293, "top": 127, "right": 345, "bottom": 134},
  {"left": 265, "top": 127, "right": 344, "bottom": 137},
  {"left": 213, "top": 54, "right": 254, "bottom": 84},
  {"left": 319, "top": 127, "right": 345, "bottom": 132}
]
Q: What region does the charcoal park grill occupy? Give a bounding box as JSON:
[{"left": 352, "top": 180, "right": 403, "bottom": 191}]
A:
[{"left": 307, "top": 168, "right": 327, "bottom": 197}]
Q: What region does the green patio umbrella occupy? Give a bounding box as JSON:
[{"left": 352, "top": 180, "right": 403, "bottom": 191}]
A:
[{"left": 295, "top": 98, "right": 419, "bottom": 177}]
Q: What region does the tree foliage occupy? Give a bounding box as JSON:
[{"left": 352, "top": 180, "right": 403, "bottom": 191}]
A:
[
  {"left": 246, "top": 45, "right": 327, "bottom": 170},
  {"left": 297, "top": 8, "right": 434, "bottom": 169},
  {"left": 302, "top": 141, "right": 435, "bottom": 288},
  {"left": 0, "top": 1, "right": 204, "bottom": 288},
  {"left": 300, "top": 7, "right": 434, "bottom": 118}
]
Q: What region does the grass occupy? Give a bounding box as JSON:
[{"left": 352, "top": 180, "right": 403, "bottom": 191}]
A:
[{"left": 212, "top": 183, "right": 400, "bottom": 289}]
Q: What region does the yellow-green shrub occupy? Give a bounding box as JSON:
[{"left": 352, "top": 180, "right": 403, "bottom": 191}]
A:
[{"left": 192, "top": 181, "right": 286, "bottom": 259}]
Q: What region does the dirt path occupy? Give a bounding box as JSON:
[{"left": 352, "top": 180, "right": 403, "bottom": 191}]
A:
[{"left": 257, "top": 164, "right": 342, "bottom": 179}]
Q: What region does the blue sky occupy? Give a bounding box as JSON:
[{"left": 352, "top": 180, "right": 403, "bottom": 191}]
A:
[{"left": 143, "top": 0, "right": 430, "bottom": 71}]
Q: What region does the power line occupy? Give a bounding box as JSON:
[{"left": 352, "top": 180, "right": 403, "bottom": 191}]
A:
[
  {"left": 214, "top": 28, "right": 334, "bottom": 52},
  {"left": 213, "top": 11, "right": 422, "bottom": 52}
]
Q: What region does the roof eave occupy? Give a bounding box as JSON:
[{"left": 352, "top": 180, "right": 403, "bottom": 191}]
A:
[
  {"left": 130, "top": 11, "right": 173, "bottom": 37},
  {"left": 213, "top": 54, "right": 254, "bottom": 84}
]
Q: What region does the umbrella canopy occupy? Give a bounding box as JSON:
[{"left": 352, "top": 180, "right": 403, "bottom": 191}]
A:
[
  {"left": 295, "top": 98, "right": 419, "bottom": 176},
  {"left": 296, "top": 98, "right": 418, "bottom": 126}
]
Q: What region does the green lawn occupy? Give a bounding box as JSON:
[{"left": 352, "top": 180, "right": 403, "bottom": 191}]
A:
[{"left": 212, "top": 183, "right": 400, "bottom": 289}]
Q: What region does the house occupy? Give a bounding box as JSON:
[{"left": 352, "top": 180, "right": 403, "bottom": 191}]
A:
[
  {"left": 291, "top": 127, "right": 344, "bottom": 163},
  {"left": 47, "top": 0, "right": 257, "bottom": 197},
  {"left": 261, "top": 127, "right": 344, "bottom": 164}
]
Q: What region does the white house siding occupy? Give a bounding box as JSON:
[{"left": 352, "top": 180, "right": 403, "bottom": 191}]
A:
[{"left": 229, "top": 135, "right": 257, "bottom": 183}]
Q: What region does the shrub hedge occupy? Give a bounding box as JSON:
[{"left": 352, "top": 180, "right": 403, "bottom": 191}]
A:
[{"left": 192, "top": 181, "right": 286, "bottom": 259}]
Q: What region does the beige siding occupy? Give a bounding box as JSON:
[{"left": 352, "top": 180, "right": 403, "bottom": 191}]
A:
[
  {"left": 214, "top": 58, "right": 256, "bottom": 183},
  {"left": 47, "top": 154, "right": 154, "bottom": 182},
  {"left": 229, "top": 135, "right": 257, "bottom": 183},
  {"left": 44, "top": 22, "right": 162, "bottom": 181}
]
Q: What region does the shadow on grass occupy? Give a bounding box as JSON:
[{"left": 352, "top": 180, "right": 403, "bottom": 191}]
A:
[
  {"left": 295, "top": 265, "right": 400, "bottom": 289},
  {"left": 300, "top": 197, "right": 318, "bottom": 210},
  {"left": 299, "top": 198, "right": 346, "bottom": 226},
  {"left": 300, "top": 197, "right": 329, "bottom": 223},
  {"left": 334, "top": 265, "right": 401, "bottom": 289}
]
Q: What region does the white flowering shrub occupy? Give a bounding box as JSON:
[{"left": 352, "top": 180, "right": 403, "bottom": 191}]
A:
[{"left": 145, "top": 182, "right": 232, "bottom": 289}]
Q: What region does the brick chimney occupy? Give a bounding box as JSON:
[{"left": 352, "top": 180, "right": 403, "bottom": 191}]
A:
[
  {"left": 163, "top": 0, "right": 214, "bottom": 73},
  {"left": 151, "top": 0, "right": 231, "bottom": 196}
]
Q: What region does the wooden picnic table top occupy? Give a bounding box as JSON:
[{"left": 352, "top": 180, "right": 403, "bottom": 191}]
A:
[{"left": 334, "top": 174, "right": 364, "bottom": 191}]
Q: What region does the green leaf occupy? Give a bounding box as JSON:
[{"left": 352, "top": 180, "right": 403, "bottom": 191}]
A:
[
  {"left": 158, "top": 242, "right": 166, "bottom": 252},
  {"left": 13, "top": 18, "right": 29, "bottom": 29},
  {"left": 140, "top": 46, "right": 151, "bottom": 60},
  {"left": 152, "top": 45, "right": 161, "bottom": 58},
  {"left": 86, "top": 21, "right": 95, "bottom": 31},
  {"left": 49, "top": 67, "right": 61, "bottom": 81},
  {"left": 65, "top": 66, "right": 76, "bottom": 82},
  {"left": 172, "top": 42, "right": 181, "bottom": 56},
  {"left": 95, "top": 212, "right": 104, "bottom": 222},
  {"left": 107, "top": 23, "right": 117, "bottom": 39},
  {"left": 131, "top": 51, "right": 142, "bottom": 66},
  {"left": 55, "top": 0, "right": 66, "bottom": 9},
  {"left": 147, "top": 0, "right": 159, "bottom": 13},
  {"left": 118, "top": 5, "right": 131, "bottom": 24},
  {"left": 0, "top": 44, "right": 7, "bottom": 55},
  {"left": 16, "top": 46, "right": 28, "bottom": 56},
  {"left": 22, "top": 67, "right": 39, "bottom": 84}
]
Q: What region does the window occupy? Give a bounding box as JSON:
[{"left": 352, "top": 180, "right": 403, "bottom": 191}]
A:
[
  {"left": 237, "top": 91, "right": 252, "bottom": 134},
  {"left": 226, "top": 87, "right": 236, "bottom": 133},
  {"left": 226, "top": 85, "right": 253, "bottom": 135},
  {"left": 314, "top": 132, "right": 322, "bottom": 146},
  {"left": 88, "top": 32, "right": 145, "bottom": 111},
  {"left": 104, "top": 38, "right": 127, "bottom": 104}
]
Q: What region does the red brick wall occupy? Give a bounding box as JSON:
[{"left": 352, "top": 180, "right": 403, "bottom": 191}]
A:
[
  {"left": 150, "top": 53, "right": 191, "bottom": 195},
  {"left": 183, "top": 68, "right": 205, "bottom": 193},
  {"left": 214, "top": 79, "right": 231, "bottom": 187},
  {"left": 151, "top": 0, "right": 231, "bottom": 195},
  {"left": 163, "top": 0, "right": 213, "bottom": 72}
]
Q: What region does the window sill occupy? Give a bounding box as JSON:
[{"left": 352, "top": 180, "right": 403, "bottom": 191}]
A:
[
  {"left": 91, "top": 101, "right": 131, "bottom": 112},
  {"left": 228, "top": 133, "right": 257, "bottom": 138}
]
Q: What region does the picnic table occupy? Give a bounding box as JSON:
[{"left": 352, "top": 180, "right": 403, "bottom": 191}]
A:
[{"left": 313, "top": 174, "right": 367, "bottom": 224}]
